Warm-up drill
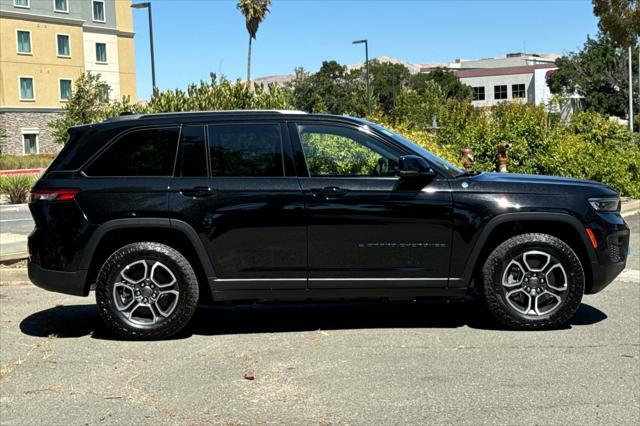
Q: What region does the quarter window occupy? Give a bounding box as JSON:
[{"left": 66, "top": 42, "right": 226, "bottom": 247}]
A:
[
  {"left": 472, "top": 86, "right": 485, "bottom": 101},
  {"left": 19, "top": 77, "right": 34, "bottom": 100},
  {"left": 177, "top": 126, "right": 208, "bottom": 177},
  {"left": 494, "top": 85, "right": 508, "bottom": 100},
  {"left": 92, "top": 0, "right": 105, "bottom": 22},
  {"left": 297, "top": 124, "right": 400, "bottom": 177},
  {"left": 59, "top": 79, "right": 72, "bottom": 101},
  {"left": 17, "top": 30, "right": 31, "bottom": 54},
  {"left": 208, "top": 124, "right": 284, "bottom": 177},
  {"left": 95, "top": 42, "right": 107, "bottom": 62},
  {"left": 23, "top": 134, "right": 38, "bottom": 154},
  {"left": 512, "top": 83, "right": 526, "bottom": 99},
  {"left": 54, "top": 0, "right": 68, "bottom": 12},
  {"left": 57, "top": 34, "right": 70, "bottom": 57},
  {"left": 85, "top": 128, "right": 180, "bottom": 177}
]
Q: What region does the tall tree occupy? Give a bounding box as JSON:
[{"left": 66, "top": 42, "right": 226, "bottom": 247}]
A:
[
  {"left": 592, "top": 0, "right": 640, "bottom": 47},
  {"left": 410, "top": 68, "right": 472, "bottom": 101},
  {"left": 369, "top": 60, "right": 411, "bottom": 116},
  {"left": 547, "top": 34, "right": 638, "bottom": 118},
  {"left": 236, "top": 0, "right": 271, "bottom": 85}
]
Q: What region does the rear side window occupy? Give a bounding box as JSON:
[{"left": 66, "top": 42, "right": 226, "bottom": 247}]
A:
[
  {"left": 85, "top": 127, "right": 180, "bottom": 177},
  {"left": 208, "top": 123, "right": 283, "bottom": 177},
  {"left": 176, "top": 126, "right": 207, "bottom": 177}
]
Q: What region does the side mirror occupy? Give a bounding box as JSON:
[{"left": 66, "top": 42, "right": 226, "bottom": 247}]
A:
[{"left": 398, "top": 155, "right": 436, "bottom": 179}]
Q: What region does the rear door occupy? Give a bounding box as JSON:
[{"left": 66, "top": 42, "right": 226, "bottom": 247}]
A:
[
  {"left": 291, "top": 121, "right": 452, "bottom": 289},
  {"left": 169, "top": 121, "right": 307, "bottom": 291}
]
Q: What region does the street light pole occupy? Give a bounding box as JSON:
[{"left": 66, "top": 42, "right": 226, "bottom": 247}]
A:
[
  {"left": 353, "top": 39, "right": 371, "bottom": 115},
  {"left": 629, "top": 46, "right": 634, "bottom": 131},
  {"left": 131, "top": 2, "right": 156, "bottom": 91}
]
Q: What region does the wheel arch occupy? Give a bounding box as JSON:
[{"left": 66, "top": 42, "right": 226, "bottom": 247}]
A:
[
  {"left": 461, "top": 213, "right": 595, "bottom": 291},
  {"left": 81, "top": 219, "right": 215, "bottom": 299}
]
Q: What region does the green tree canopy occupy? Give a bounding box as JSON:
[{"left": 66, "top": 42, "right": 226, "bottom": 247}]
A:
[
  {"left": 368, "top": 60, "right": 411, "bottom": 116},
  {"left": 547, "top": 33, "right": 638, "bottom": 118},
  {"left": 409, "top": 68, "right": 472, "bottom": 101},
  {"left": 592, "top": 0, "right": 640, "bottom": 47}
]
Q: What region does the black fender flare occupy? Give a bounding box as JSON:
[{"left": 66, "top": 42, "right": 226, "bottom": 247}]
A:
[
  {"left": 79, "top": 218, "right": 216, "bottom": 277},
  {"left": 459, "top": 212, "right": 595, "bottom": 286}
]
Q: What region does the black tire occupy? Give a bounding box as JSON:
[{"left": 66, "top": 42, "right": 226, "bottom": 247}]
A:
[
  {"left": 95, "top": 242, "right": 199, "bottom": 340},
  {"left": 481, "top": 233, "right": 584, "bottom": 330}
]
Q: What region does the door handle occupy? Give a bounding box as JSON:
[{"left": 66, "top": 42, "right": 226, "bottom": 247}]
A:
[
  {"left": 180, "top": 186, "right": 215, "bottom": 198},
  {"left": 311, "top": 186, "right": 348, "bottom": 198}
]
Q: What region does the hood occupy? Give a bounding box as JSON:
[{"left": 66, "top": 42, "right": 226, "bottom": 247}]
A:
[{"left": 458, "top": 172, "right": 618, "bottom": 197}]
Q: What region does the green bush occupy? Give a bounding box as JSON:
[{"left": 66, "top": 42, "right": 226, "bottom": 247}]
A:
[
  {"left": 0, "top": 174, "right": 39, "bottom": 204},
  {"left": 0, "top": 154, "right": 56, "bottom": 170}
]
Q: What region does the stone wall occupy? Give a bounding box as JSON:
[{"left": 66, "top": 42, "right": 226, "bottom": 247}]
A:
[{"left": 0, "top": 111, "right": 62, "bottom": 156}]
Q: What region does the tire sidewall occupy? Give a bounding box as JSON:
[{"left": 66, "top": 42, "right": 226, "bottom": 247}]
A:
[
  {"left": 96, "top": 242, "right": 199, "bottom": 339},
  {"left": 483, "top": 234, "right": 585, "bottom": 328}
]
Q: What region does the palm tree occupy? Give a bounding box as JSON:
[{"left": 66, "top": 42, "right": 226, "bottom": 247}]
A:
[{"left": 236, "top": 0, "right": 271, "bottom": 85}]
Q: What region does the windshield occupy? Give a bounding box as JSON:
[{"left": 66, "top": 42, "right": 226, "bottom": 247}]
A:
[{"left": 361, "top": 120, "right": 464, "bottom": 178}]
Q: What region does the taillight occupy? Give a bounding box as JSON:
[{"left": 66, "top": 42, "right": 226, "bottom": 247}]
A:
[{"left": 30, "top": 189, "right": 79, "bottom": 202}]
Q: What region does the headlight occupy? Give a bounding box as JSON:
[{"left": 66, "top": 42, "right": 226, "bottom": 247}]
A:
[{"left": 588, "top": 197, "right": 620, "bottom": 212}]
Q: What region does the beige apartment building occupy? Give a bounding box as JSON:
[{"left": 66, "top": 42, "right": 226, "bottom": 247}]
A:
[{"left": 0, "top": 0, "right": 136, "bottom": 155}]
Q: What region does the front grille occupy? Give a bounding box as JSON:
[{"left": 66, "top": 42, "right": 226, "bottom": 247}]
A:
[{"left": 606, "top": 234, "right": 628, "bottom": 263}]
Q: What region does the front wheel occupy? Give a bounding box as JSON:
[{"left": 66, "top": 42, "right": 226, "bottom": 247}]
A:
[
  {"left": 481, "top": 233, "right": 585, "bottom": 330},
  {"left": 95, "top": 242, "right": 199, "bottom": 340}
]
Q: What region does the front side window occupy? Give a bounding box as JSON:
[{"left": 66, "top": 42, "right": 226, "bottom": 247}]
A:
[
  {"left": 85, "top": 128, "right": 180, "bottom": 177},
  {"left": 297, "top": 124, "right": 400, "bottom": 177},
  {"left": 19, "top": 77, "right": 34, "bottom": 100},
  {"left": 92, "top": 0, "right": 105, "bottom": 22},
  {"left": 17, "top": 30, "right": 31, "bottom": 54},
  {"left": 57, "top": 34, "right": 70, "bottom": 57},
  {"left": 95, "top": 42, "right": 107, "bottom": 62},
  {"left": 512, "top": 83, "right": 526, "bottom": 99},
  {"left": 23, "top": 134, "right": 38, "bottom": 154},
  {"left": 208, "top": 124, "right": 283, "bottom": 177},
  {"left": 177, "top": 126, "right": 208, "bottom": 177},
  {"left": 59, "top": 79, "right": 72, "bottom": 100},
  {"left": 14, "top": 0, "right": 30, "bottom": 8},
  {"left": 494, "top": 85, "right": 508, "bottom": 100},
  {"left": 54, "top": 0, "right": 68, "bottom": 12},
  {"left": 472, "top": 86, "right": 485, "bottom": 101}
]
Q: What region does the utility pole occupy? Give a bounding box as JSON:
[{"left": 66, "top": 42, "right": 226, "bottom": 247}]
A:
[
  {"left": 629, "top": 46, "right": 634, "bottom": 131},
  {"left": 353, "top": 39, "right": 371, "bottom": 115}
]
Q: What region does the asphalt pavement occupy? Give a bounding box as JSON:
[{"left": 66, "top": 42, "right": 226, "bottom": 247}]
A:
[{"left": 0, "top": 214, "right": 638, "bottom": 425}]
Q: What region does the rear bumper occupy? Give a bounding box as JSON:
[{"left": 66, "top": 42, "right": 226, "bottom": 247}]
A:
[{"left": 28, "top": 261, "right": 88, "bottom": 297}]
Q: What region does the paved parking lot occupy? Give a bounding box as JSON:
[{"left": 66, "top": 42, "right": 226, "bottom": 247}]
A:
[{"left": 1, "top": 214, "right": 638, "bottom": 425}]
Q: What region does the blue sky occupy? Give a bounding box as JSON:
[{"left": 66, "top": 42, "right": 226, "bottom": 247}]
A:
[{"left": 132, "top": 0, "right": 600, "bottom": 100}]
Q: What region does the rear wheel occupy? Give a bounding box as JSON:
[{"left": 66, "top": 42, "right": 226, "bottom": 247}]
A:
[
  {"left": 481, "top": 233, "right": 584, "bottom": 329},
  {"left": 95, "top": 242, "right": 199, "bottom": 340}
]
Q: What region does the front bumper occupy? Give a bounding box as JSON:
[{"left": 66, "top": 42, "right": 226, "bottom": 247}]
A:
[
  {"left": 28, "top": 261, "right": 88, "bottom": 296},
  {"left": 588, "top": 259, "right": 626, "bottom": 294}
]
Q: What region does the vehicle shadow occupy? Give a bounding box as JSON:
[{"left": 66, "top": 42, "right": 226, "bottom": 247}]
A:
[{"left": 19, "top": 299, "right": 608, "bottom": 341}]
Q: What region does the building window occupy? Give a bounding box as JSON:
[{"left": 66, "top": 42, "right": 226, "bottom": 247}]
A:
[
  {"left": 54, "top": 0, "right": 68, "bottom": 12},
  {"left": 17, "top": 30, "right": 31, "bottom": 54},
  {"left": 472, "top": 87, "right": 485, "bottom": 101},
  {"left": 56, "top": 34, "right": 70, "bottom": 57},
  {"left": 19, "top": 77, "right": 35, "bottom": 100},
  {"left": 99, "top": 85, "right": 110, "bottom": 102},
  {"left": 95, "top": 43, "right": 107, "bottom": 62},
  {"left": 23, "top": 134, "right": 38, "bottom": 155},
  {"left": 494, "top": 85, "right": 508, "bottom": 100},
  {"left": 59, "top": 79, "right": 72, "bottom": 101},
  {"left": 512, "top": 84, "right": 526, "bottom": 99},
  {"left": 14, "top": 0, "right": 30, "bottom": 8},
  {"left": 92, "top": 0, "right": 105, "bottom": 22}
]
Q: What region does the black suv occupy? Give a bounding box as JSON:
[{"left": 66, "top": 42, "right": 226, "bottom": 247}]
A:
[{"left": 28, "top": 111, "right": 630, "bottom": 339}]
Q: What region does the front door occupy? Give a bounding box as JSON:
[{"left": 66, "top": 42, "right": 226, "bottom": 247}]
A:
[
  {"left": 169, "top": 122, "right": 306, "bottom": 291},
  {"left": 291, "top": 122, "right": 452, "bottom": 289}
]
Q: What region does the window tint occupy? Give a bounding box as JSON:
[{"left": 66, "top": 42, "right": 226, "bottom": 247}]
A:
[
  {"left": 85, "top": 128, "right": 179, "bottom": 177},
  {"left": 208, "top": 124, "right": 283, "bottom": 177},
  {"left": 177, "top": 126, "right": 208, "bottom": 177},
  {"left": 297, "top": 124, "right": 400, "bottom": 177}
]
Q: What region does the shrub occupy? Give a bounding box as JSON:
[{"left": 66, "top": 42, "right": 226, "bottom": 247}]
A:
[
  {"left": 0, "top": 154, "right": 56, "bottom": 170},
  {"left": 0, "top": 174, "right": 39, "bottom": 204}
]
